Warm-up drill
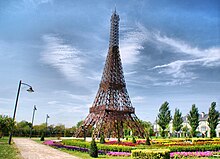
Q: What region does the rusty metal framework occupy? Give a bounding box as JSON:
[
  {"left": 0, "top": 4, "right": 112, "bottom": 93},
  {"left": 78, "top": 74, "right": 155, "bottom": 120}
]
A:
[{"left": 75, "top": 10, "right": 145, "bottom": 138}]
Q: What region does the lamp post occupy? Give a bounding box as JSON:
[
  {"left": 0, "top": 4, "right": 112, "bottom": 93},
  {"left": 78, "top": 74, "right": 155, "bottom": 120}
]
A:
[
  {"left": 29, "top": 105, "right": 37, "bottom": 138},
  {"left": 156, "top": 117, "right": 158, "bottom": 138},
  {"left": 8, "top": 80, "right": 34, "bottom": 144},
  {"left": 45, "top": 114, "right": 50, "bottom": 137}
]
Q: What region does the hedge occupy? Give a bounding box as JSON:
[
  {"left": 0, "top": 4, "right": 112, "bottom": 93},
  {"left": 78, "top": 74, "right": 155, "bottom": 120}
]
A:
[
  {"left": 132, "top": 149, "right": 170, "bottom": 159},
  {"left": 169, "top": 144, "right": 220, "bottom": 152}
]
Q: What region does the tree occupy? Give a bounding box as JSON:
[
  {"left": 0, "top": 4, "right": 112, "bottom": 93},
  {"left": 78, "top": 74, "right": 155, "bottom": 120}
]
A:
[
  {"left": 207, "top": 102, "right": 219, "bottom": 138},
  {"left": 89, "top": 138, "right": 98, "bottom": 158},
  {"left": 76, "top": 120, "right": 83, "bottom": 128},
  {"left": 0, "top": 115, "right": 14, "bottom": 138},
  {"left": 15, "top": 120, "right": 32, "bottom": 137},
  {"left": 173, "top": 108, "right": 183, "bottom": 137},
  {"left": 187, "top": 104, "right": 199, "bottom": 137},
  {"left": 157, "top": 101, "right": 172, "bottom": 138},
  {"left": 140, "top": 120, "right": 154, "bottom": 137}
]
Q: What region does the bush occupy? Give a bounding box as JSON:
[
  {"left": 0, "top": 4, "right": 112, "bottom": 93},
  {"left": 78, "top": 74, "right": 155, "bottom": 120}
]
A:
[
  {"left": 132, "top": 149, "right": 170, "bottom": 159},
  {"left": 132, "top": 136, "right": 136, "bottom": 144},
  {"left": 169, "top": 144, "right": 220, "bottom": 152},
  {"left": 40, "top": 132, "right": 44, "bottom": 141},
  {"left": 90, "top": 138, "right": 98, "bottom": 158},
  {"left": 100, "top": 135, "right": 105, "bottom": 144},
  {"left": 146, "top": 136, "right": 151, "bottom": 145}
]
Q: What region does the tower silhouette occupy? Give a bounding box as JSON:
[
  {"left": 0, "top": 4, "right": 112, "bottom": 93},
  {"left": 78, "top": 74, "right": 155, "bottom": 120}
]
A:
[{"left": 76, "top": 10, "right": 145, "bottom": 138}]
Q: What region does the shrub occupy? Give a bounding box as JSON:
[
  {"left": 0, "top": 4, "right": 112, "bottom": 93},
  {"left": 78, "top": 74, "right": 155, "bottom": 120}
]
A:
[
  {"left": 169, "top": 144, "right": 220, "bottom": 152},
  {"left": 132, "top": 136, "right": 136, "bottom": 144},
  {"left": 40, "top": 132, "right": 44, "bottom": 141},
  {"left": 90, "top": 138, "right": 98, "bottom": 158},
  {"left": 132, "top": 149, "right": 170, "bottom": 159},
  {"left": 100, "top": 135, "right": 105, "bottom": 144},
  {"left": 146, "top": 136, "right": 151, "bottom": 145}
]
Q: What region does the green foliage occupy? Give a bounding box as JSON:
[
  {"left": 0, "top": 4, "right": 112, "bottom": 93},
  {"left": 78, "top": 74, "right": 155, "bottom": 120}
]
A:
[
  {"left": 40, "top": 132, "right": 45, "bottom": 141},
  {"left": 100, "top": 135, "right": 105, "bottom": 144},
  {"left": 145, "top": 136, "right": 151, "bottom": 145},
  {"left": 15, "top": 120, "right": 32, "bottom": 137},
  {"left": 132, "top": 136, "right": 136, "bottom": 143},
  {"left": 76, "top": 120, "right": 84, "bottom": 128},
  {"left": 89, "top": 138, "right": 98, "bottom": 158},
  {"left": 169, "top": 144, "right": 220, "bottom": 152},
  {"left": 157, "top": 101, "right": 172, "bottom": 138},
  {"left": 140, "top": 120, "right": 154, "bottom": 137},
  {"left": 131, "top": 149, "right": 170, "bottom": 159},
  {"left": 173, "top": 108, "right": 183, "bottom": 135},
  {"left": 0, "top": 115, "right": 14, "bottom": 138},
  {"left": 187, "top": 104, "right": 199, "bottom": 137},
  {"left": 207, "top": 102, "right": 219, "bottom": 138}
]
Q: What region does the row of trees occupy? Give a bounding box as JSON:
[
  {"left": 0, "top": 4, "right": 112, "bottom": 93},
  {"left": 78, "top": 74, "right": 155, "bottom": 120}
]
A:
[{"left": 157, "top": 101, "right": 219, "bottom": 138}]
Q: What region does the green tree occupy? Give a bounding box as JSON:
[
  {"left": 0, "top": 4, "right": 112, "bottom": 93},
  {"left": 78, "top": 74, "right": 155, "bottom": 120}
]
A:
[
  {"left": 0, "top": 115, "right": 14, "bottom": 138},
  {"left": 173, "top": 108, "right": 183, "bottom": 137},
  {"left": 207, "top": 102, "right": 219, "bottom": 138},
  {"left": 15, "top": 120, "right": 32, "bottom": 137},
  {"left": 140, "top": 120, "right": 154, "bottom": 137},
  {"left": 157, "top": 101, "right": 172, "bottom": 138},
  {"left": 54, "top": 124, "right": 65, "bottom": 138},
  {"left": 89, "top": 138, "right": 98, "bottom": 158},
  {"left": 76, "top": 120, "right": 83, "bottom": 128},
  {"left": 187, "top": 104, "right": 199, "bottom": 137}
]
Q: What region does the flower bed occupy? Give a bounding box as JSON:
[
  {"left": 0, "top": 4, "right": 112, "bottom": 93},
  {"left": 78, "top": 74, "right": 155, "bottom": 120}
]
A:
[
  {"left": 43, "top": 140, "right": 105, "bottom": 154},
  {"left": 170, "top": 151, "right": 220, "bottom": 158},
  {"left": 62, "top": 139, "right": 136, "bottom": 152},
  {"left": 105, "top": 140, "right": 137, "bottom": 146},
  {"left": 107, "top": 152, "right": 131, "bottom": 157}
]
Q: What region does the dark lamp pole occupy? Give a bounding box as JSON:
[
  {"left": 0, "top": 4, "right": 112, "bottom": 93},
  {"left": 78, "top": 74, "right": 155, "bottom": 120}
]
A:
[
  {"left": 29, "top": 105, "right": 37, "bottom": 138},
  {"left": 8, "top": 80, "right": 34, "bottom": 144}
]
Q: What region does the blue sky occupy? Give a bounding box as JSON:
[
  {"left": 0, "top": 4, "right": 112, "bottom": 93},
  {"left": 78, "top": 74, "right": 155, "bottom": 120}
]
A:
[{"left": 0, "top": 0, "right": 219, "bottom": 127}]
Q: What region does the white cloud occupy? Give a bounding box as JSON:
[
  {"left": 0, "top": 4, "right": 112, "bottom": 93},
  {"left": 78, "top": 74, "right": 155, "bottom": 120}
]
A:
[
  {"left": 120, "top": 23, "right": 147, "bottom": 65},
  {"left": 41, "top": 34, "right": 85, "bottom": 82},
  {"left": 151, "top": 32, "right": 220, "bottom": 85}
]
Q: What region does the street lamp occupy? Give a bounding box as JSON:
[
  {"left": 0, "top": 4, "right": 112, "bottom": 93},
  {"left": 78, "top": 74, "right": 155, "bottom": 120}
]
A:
[
  {"left": 29, "top": 105, "right": 37, "bottom": 138},
  {"left": 8, "top": 80, "right": 34, "bottom": 144},
  {"left": 45, "top": 114, "right": 50, "bottom": 137}
]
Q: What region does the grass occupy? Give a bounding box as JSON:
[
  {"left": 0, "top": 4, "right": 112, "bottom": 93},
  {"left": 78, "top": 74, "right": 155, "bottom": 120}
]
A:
[{"left": 0, "top": 137, "right": 21, "bottom": 159}]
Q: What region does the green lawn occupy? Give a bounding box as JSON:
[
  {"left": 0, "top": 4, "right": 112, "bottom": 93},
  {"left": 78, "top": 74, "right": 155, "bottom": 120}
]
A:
[{"left": 0, "top": 137, "right": 21, "bottom": 159}]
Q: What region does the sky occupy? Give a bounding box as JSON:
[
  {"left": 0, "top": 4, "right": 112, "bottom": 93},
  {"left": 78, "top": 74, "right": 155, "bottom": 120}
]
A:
[{"left": 0, "top": 0, "right": 219, "bottom": 128}]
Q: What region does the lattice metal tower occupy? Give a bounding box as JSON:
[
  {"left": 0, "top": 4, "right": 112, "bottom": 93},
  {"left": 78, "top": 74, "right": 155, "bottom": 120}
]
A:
[{"left": 76, "top": 10, "right": 145, "bottom": 138}]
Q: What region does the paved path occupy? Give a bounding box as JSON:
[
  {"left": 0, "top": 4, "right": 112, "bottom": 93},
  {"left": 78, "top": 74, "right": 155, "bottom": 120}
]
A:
[{"left": 13, "top": 138, "right": 79, "bottom": 159}]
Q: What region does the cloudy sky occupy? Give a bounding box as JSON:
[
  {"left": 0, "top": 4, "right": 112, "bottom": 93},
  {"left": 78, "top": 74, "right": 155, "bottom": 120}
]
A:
[{"left": 0, "top": 0, "right": 219, "bottom": 127}]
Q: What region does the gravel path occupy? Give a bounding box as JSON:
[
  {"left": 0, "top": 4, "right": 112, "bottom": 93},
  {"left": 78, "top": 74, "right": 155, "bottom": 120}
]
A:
[{"left": 13, "top": 138, "right": 80, "bottom": 159}]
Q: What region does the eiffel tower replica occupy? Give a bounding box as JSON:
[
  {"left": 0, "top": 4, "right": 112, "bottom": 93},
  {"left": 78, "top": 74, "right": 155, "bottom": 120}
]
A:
[{"left": 76, "top": 10, "right": 145, "bottom": 139}]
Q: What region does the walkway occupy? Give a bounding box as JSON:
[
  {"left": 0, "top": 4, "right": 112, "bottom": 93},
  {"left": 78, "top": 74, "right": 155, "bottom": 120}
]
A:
[{"left": 13, "top": 138, "right": 79, "bottom": 159}]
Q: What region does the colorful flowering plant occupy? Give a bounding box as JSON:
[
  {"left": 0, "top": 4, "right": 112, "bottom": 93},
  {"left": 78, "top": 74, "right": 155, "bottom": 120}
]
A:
[
  {"left": 104, "top": 139, "right": 147, "bottom": 146},
  {"left": 104, "top": 140, "right": 137, "bottom": 146},
  {"left": 43, "top": 140, "right": 105, "bottom": 154},
  {"left": 170, "top": 151, "right": 219, "bottom": 158},
  {"left": 107, "top": 152, "right": 131, "bottom": 157}
]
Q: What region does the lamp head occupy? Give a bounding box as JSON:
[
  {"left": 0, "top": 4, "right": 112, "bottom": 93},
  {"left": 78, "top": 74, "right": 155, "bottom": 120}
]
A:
[{"left": 27, "top": 87, "right": 34, "bottom": 93}]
